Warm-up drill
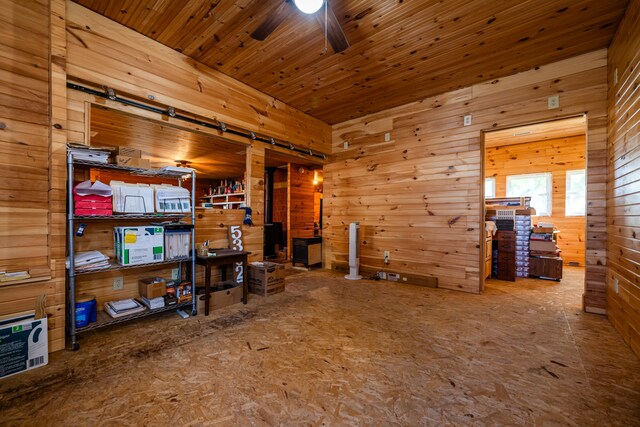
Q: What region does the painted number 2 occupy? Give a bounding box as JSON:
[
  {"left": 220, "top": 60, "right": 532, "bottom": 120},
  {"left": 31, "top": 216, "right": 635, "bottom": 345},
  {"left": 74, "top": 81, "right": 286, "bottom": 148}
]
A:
[{"left": 230, "top": 225, "right": 243, "bottom": 284}]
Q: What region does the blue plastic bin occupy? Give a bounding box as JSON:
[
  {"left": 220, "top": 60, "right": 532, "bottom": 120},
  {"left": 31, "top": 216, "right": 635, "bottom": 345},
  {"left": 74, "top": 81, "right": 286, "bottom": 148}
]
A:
[{"left": 75, "top": 294, "right": 97, "bottom": 328}]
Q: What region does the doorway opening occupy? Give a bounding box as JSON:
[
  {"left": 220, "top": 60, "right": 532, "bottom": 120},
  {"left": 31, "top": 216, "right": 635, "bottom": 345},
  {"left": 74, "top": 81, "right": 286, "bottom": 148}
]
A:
[
  {"left": 481, "top": 116, "right": 587, "bottom": 295},
  {"left": 263, "top": 150, "right": 323, "bottom": 268}
]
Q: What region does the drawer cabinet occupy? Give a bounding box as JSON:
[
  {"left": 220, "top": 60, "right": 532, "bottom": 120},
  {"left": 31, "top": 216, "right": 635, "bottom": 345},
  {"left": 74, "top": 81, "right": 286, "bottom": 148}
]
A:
[
  {"left": 529, "top": 257, "right": 563, "bottom": 280},
  {"left": 496, "top": 231, "right": 515, "bottom": 282},
  {"left": 497, "top": 239, "right": 515, "bottom": 252}
]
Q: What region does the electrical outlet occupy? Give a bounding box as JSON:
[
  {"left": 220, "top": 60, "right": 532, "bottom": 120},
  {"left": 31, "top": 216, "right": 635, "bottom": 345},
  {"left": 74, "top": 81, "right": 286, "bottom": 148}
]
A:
[
  {"left": 343, "top": 141, "right": 349, "bottom": 149},
  {"left": 384, "top": 251, "right": 390, "bottom": 264},
  {"left": 379, "top": 271, "right": 387, "bottom": 280},
  {"left": 171, "top": 268, "right": 180, "bottom": 280},
  {"left": 113, "top": 276, "right": 124, "bottom": 291},
  {"left": 613, "top": 277, "right": 619, "bottom": 294},
  {"left": 384, "top": 132, "right": 391, "bottom": 142},
  {"left": 548, "top": 95, "right": 559, "bottom": 109},
  {"left": 463, "top": 114, "right": 472, "bottom": 126}
]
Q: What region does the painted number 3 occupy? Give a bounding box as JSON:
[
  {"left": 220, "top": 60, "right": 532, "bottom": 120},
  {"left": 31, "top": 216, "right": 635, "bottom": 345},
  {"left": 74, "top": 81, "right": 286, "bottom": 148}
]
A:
[{"left": 230, "top": 226, "right": 243, "bottom": 284}]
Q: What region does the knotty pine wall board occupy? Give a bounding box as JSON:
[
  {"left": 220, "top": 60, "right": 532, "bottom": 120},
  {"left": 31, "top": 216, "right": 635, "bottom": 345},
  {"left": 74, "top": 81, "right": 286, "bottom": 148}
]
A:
[
  {"left": 289, "top": 164, "right": 319, "bottom": 241},
  {"left": 327, "top": 50, "right": 608, "bottom": 307},
  {"left": 273, "top": 167, "right": 289, "bottom": 238},
  {"left": 606, "top": 0, "right": 640, "bottom": 357},
  {"left": 0, "top": 0, "right": 67, "bottom": 352}
]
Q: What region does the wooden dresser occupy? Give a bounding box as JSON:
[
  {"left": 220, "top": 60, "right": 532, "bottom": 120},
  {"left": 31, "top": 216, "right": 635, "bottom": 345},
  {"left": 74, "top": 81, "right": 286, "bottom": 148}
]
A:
[
  {"left": 529, "top": 256, "right": 563, "bottom": 281},
  {"left": 496, "top": 230, "right": 516, "bottom": 281}
]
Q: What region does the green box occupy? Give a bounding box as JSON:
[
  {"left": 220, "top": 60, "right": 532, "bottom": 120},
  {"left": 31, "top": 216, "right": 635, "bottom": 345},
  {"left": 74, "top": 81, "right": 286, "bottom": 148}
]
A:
[{"left": 114, "top": 226, "right": 164, "bottom": 266}]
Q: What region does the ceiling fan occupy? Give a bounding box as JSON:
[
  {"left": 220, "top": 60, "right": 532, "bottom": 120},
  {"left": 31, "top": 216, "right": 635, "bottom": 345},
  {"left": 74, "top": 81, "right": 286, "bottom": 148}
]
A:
[{"left": 250, "top": 0, "right": 350, "bottom": 54}]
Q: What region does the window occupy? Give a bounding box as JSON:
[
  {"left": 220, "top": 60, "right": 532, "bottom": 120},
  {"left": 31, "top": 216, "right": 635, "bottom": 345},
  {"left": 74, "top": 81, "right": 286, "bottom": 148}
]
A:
[
  {"left": 566, "top": 170, "right": 586, "bottom": 216},
  {"left": 485, "top": 177, "right": 496, "bottom": 199},
  {"left": 506, "top": 172, "right": 552, "bottom": 216}
]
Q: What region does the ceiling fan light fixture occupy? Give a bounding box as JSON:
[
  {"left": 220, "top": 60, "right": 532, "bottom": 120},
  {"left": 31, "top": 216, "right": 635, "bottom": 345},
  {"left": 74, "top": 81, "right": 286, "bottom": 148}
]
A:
[{"left": 294, "top": 0, "right": 323, "bottom": 14}]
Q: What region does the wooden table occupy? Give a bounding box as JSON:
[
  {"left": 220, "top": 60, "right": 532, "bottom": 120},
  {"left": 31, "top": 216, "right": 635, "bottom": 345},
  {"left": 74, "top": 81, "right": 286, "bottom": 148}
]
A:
[{"left": 195, "top": 250, "right": 251, "bottom": 316}]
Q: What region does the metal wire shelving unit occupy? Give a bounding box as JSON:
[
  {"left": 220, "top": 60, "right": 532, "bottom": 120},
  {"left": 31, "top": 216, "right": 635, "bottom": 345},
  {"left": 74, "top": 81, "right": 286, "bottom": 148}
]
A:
[{"left": 66, "top": 154, "right": 196, "bottom": 350}]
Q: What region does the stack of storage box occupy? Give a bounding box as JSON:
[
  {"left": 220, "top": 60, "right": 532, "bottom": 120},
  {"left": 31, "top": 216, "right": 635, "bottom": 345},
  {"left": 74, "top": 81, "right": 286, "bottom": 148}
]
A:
[
  {"left": 486, "top": 197, "right": 534, "bottom": 279},
  {"left": 529, "top": 225, "right": 563, "bottom": 280},
  {"left": 73, "top": 181, "right": 113, "bottom": 216},
  {"left": 514, "top": 214, "right": 532, "bottom": 278}
]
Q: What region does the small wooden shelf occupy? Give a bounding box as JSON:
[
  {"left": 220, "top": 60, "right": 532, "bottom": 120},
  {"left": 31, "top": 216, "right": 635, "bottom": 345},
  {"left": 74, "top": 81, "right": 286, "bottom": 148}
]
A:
[
  {"left": 0, "top": 276, "right": 52, "bottom": 288},
  {"left": 200, "top": 192, "right": 245, "bottom": 209},
  {"left": 200, "top": 192, "right": 245, "bottom": 199}
]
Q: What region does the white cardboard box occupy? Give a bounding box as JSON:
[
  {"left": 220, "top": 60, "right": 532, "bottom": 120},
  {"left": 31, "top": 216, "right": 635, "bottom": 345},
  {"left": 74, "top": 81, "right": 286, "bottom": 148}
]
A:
[
  {"left": 0, "top": 314, "right": 48, "bottom": 379},
  {"left": 114, "top": 226, "right": 164, "bottom": 265}
]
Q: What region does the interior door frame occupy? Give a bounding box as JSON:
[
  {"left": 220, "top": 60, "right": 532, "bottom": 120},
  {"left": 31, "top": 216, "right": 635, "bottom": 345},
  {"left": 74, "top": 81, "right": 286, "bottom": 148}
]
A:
[{"left": 479, "top": 114, "right": 588, "bottom": 294}]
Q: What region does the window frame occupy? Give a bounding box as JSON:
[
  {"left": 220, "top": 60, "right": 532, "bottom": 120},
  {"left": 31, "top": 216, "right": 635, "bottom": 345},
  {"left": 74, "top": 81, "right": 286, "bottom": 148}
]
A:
[
  {"left": 565, "top": 169, "right": 586, "bottom": 217},
  {"left": 506, "top": 172, "right": 553, "bottom": 217},
  {"left": 485, "top": 177, "right": 496, "bottom": 199}
]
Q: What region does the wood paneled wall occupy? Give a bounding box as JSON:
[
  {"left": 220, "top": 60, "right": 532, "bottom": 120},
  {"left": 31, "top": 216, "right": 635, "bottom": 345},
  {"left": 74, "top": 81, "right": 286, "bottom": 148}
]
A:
[
  {"left": 0, "top": 2, "right": 50, "bottom": 272},
  {"left": 607, "top": 0, "right": 640, "bottom": 356},
  {"left": 326, "top": 50, "right": 608, "bottom": 307},
  {"left": 273, "top": 167, "right": 288, "bottom": 234},
  {"left": 0, "top": 0, "right": 67, "bottom": 352},
  {"left": 289, "top": 164, "right": 315, "bottom": 243},
  {"left": 195, "top": 208, "right": 260, "bottom": 283},
  {"left": 486, "top": 136, "right": 587, "bottom": 266}
]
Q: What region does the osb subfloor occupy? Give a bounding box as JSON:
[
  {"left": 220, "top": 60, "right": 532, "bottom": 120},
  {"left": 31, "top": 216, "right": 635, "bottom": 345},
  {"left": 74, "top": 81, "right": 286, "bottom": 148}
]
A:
[{"left": 1, "top": 267, "right": 639, "bottom": 426}]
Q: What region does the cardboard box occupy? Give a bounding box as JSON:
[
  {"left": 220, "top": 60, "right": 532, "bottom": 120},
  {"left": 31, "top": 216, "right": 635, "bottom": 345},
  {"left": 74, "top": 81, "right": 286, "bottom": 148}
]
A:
[
  {"left": 532, "top": 227, "right": 554, "bottom": 234},
  {"left": 529, "top": 240, "right": 557, "bottom": 252},
  {"left": 139, "top": 277, "right": 167, "bottom": 299},
  {"left": 115, "top": 155, "right": 150, "bottom": 169},
  {"left": 116, "top": 147, "right": 142, "bottom": 158},
  {"left": 248, "top": 262, "right": 285, "bottom": 296},
  {"left": 0, "top": 314, "right": 48, "bottom": 379},
  {"left": 197, "top": 282, "right": 243, "bottom": 313},
  {"left": 114, "top": 226, "right": 164, "bottom": 266}
]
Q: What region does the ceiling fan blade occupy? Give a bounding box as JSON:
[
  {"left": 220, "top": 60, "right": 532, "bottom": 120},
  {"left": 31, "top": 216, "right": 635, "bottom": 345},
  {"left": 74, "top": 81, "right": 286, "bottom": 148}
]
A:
[
  {"left": 316, "top": 1, "right": 350, "bottom": 53},
  {"left": 250, "top": 0, "right": 294, "bottom": 41}
]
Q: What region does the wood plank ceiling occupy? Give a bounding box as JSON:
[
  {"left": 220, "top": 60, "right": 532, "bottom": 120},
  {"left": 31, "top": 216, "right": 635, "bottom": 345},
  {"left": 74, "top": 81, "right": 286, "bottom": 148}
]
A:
[{"left": 73, "top": 0, "right": 629, "bottom": 124}]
